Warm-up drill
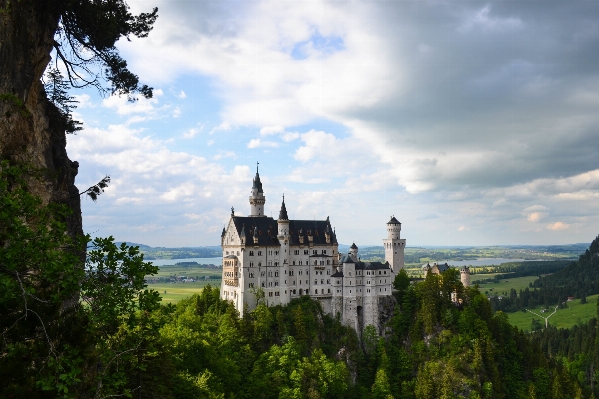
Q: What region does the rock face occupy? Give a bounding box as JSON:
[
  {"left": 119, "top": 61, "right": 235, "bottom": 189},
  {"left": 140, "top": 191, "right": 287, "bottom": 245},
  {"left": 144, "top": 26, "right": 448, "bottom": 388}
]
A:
[{"left": 0, "top": 1, "right": 82, "bottom": 238}]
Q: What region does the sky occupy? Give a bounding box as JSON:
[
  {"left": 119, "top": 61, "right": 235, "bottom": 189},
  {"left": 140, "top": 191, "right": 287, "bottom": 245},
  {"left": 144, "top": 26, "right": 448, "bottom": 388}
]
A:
[{"left": 65, "top": 0, "right": 599, "bottom": 248}]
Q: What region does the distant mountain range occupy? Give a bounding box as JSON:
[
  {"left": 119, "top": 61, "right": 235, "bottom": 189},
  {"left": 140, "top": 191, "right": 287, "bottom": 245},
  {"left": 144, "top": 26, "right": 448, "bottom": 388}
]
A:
[
  {"left": 114, "top": 241, "right": 588, "bottom": 261},
  {"left": 115, "top": 242, "right": 222, "bottom": 260}
]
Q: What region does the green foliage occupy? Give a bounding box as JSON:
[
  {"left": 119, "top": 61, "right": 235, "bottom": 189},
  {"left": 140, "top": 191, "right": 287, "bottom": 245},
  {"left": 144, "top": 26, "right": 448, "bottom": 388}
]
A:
[
  {"left": 43, "top": 68, "right": 82, "bottom": 133},
  {"left": 0, "top": 161, "right": 162, "bottom": 397},
  {"left": 49, "top": 0, "right": 158, "bottom": 100}
]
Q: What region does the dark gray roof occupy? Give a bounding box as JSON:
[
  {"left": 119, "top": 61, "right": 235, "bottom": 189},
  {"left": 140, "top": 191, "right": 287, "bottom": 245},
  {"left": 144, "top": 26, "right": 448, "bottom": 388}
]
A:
[
  {"left": 350, "top": 242, "right": 358, "bottom": 250},
  {"left": 340, "top": 254, "right": 354, "bottom": 264},
  {"left": 230, "top": 216, "right": 338, "bottom": 247},
  {"left": 355, "top": 261, "right": 390, "bottom": 270},
  {"left": 221, "top": 226, "right": 226, "bottom": 237},
  {"left": 387, "top": 216, "right": 401, "bottom": 225},
  {"left": 331, "top": 271, "right": 344, "bottom": 278},
  {"left": 437, "top": 263, "right": 450, "bottom": 272},
  {"left": 278, "top": 197, "right": 289, "bottom": 220},
  {"left": 252, "top": 169, "right": 263, "bottom": 193}
]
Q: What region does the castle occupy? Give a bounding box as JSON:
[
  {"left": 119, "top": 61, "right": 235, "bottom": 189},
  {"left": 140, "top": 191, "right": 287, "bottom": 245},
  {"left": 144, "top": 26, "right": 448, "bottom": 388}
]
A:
[
  {"left": 220, "top": 166, "right": 404, "bottom": 333},
  {"left": 423, "top": 263, "right": 471, "bottom": 288}
]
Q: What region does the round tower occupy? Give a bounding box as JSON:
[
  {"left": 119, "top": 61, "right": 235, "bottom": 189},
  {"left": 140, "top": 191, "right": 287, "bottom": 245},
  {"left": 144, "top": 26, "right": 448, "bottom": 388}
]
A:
[
  {"left": 460, "top": 266, "right": 471, "bottom": 287},
  {"left": 387, "top": 216, "right": 401, "bottom": 239},
  {"left": 249, "top": 163, "right": 266, "bottom": 217},
  {"left": 383, "top": 215, "right": 406, "bottom": 273},
  {"left": 349, "top": 243, "right": 359, "bottom": 261}
]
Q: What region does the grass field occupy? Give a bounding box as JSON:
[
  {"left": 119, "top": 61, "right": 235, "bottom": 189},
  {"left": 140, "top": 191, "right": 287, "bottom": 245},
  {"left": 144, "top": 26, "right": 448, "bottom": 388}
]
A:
[
  {"left": 148, "top": 281, "right": 221, "bottom": 303},
  {"left": 474, "top": 275, "right": 538, "bottom": 295},
  {"left": 146, "top": 265, "right": 222, "bottom": 303},
  {"left": 506, "top": 294, "right": 598, "bottom": 332}
]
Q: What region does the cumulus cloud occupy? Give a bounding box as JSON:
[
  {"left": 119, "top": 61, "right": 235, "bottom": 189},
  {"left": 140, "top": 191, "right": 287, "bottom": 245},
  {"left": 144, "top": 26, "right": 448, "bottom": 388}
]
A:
[
  {"left": 209, "top": 121, "right": 231, "bottom": 135},
  {"left": 547, "top": 222, "right": 569, "bottom": 231},
  {"left": 247, "top": 139, "right": 279, "bottom": 149},
  {"left": 78, "top": 0, "right": 599, "bottom": 245}
]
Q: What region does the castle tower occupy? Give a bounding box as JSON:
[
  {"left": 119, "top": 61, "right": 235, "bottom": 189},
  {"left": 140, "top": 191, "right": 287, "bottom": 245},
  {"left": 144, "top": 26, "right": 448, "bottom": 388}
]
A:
[
  {"left": 460, "top": 266, "right": 471, "bottom": 287},
  {"left": 383, "top": 216, "right": 406, "bottom": 273},
  {"left": 341, "top": 254, "right": 358, "bottom": 331},
  {"left": 349, "top": 243, "right": 359, "bottom": 261},
  {"left": 249, "top": 163, "right": 266, "bottom": 217},
  {"left": 277, "top": 196, "right": 290, "bottom": 303}
]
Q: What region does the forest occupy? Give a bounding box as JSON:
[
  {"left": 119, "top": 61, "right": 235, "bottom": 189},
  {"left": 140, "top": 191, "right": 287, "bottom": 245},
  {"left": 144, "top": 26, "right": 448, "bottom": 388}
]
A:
[
  {"left": 1, "top": 1, "right": 598, "bottom": 398},
  {"left": 1, "top": 163, "right": 596, "bottom": 397},
  {"left": 489, "top": 238, "right": 599, "bottom": 313}
]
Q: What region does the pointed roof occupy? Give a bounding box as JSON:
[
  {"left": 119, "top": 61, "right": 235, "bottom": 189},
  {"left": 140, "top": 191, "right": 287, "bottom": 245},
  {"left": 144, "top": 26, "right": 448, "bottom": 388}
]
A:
[
  {"left": 387, "top": 215, "right": 401, "bottom": 225},
  {"left": 240, "top": 224, "right": 246, "bottom": 237},
  {"left": 341, "top": 254, "right": 355, "bottom": 264},
  {"left": 350, "top": 242, "right": 358, "bottom": 250},
  {"left": 252, "top": 162, "right": 263, "bottom": 193},
  {"left": 278, "top": 195, "right": 289, "bottom": 220},
  {"left": 221, "top": 226, "right": 226, "bottom": 237}
]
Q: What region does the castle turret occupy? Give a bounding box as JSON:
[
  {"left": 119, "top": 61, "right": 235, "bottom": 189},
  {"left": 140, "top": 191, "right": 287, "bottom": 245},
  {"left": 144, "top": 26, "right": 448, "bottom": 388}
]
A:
[
  {"left": 460, "top": 266, "right": 471, "bottom": 287},
  {"left": 383, "top": 216, "right": 406, "bottom": 273},
  {"left": 249, "top": 163, "right": 266, "bottom": 217},
  {"left": 349, "top": 243, "right": 358, "bottom": 261}
]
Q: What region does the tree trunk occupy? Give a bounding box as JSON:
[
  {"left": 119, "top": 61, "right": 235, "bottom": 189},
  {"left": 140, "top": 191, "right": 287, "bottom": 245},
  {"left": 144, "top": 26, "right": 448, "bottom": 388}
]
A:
[{"left": 0, "top": 0, "right": 82, "bottom": 237}]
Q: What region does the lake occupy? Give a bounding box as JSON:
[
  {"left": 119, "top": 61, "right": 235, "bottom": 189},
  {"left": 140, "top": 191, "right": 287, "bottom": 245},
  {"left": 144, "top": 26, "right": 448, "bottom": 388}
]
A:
[
  {"left": 421, "top": 258, "right": 541, "bottom": 267},
  {"left": 148, "top": 257, "right": 222, "bottom": 267}
]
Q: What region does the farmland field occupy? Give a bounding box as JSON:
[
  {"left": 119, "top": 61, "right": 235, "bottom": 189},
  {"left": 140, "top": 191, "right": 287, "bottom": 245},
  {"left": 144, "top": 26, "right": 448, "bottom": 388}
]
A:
[
  {"left": 506, "top": 294, "right": 598, "bottom": 331},
  {"left": 146, "top": 264, "right": 222, "bottom": 303}
]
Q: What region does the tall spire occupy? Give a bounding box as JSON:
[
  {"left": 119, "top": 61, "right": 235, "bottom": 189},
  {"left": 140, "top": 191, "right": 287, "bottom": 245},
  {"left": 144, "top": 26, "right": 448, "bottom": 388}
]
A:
[
  {"left": 249, "top": 162, "right": 266, "bottom": 216},
  {"left": 252, "top": 162, "right": 263, "bottom": 193},
  {"left": 278, "top": 194, "right": 289, "bottom": 220}
]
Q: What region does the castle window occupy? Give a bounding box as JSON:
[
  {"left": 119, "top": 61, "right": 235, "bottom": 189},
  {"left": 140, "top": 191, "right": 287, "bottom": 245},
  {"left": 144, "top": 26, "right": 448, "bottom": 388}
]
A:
[
  {"left": 226, "top": 251, "right": 229, "bottom": 255},
  {"left": 258, "top": 262, "right": 262, "bottom": 267},
  {"left": 250, "top": 251, "right": 254, "bottom": 256},
  {"left": 321, "top": 279, "right": 324, "bottom": 284},
  {"left": 249, "top": 283, "right": 254, "bottom": 288},
  {"left": 262, "top": 282, "right": 265, "bottom": 287},
  {"left": 269, "top": 292, "right": 273, "bottom": 297},
  {"left": 328, "top": 289, "right": 330, "bottom": 293},
  {"left": 315, "top": 289, "right": 318, "bottom": 294},
  {"left": 304, "top": 250, "right": 309, "bottom": 255},
  {"left": 322, "top": 250, "right": 326, "bottom": 254},
  {"left": 327, "top": 279, "right": 330, "bottom": 284},
  {"left": 249, "top": 273, "right": 254, "bottom": 278},
  {"left": 314, "top": 279, "right": 317, "bottom": 285},
  {"left": 250, "top": 262, "right": 254, "bottom": 267},
  {"left": 269, "top": 282, "right": 272, "bottom": 287},
  {"left": 327, "top": 260, "right": 330, "bottom": 265},
  {"left": 293, "top": 261, "right": 296, "bottom": 265},
  {"left": 294, "top": 250, "right": 299, "bottom": 255},
  {"left": 258, "top": 251, "right": 262, "bottom": 256},
  {"left": 314, "top": 260, "right": 317, "bottom": 265},
  {"left": 313, "top": 250, "right": 317, "bottom": 255},
  {"left": 274, "top": 262, "right": 278, "bottom": 266},
  {"left": 299, "top": 271, "right": 302, "bottom": 276},
  {"left": 275, "top": 251, "right": 279, "bottom": 255}
]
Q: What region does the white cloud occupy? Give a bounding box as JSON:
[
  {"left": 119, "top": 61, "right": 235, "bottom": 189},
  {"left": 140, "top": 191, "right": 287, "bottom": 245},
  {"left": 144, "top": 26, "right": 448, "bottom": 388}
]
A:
[
  {"left": 547, "top": 222, "right": 569, "bottom": 231},
  {"left": 173, "top": 107, "right": 181, "bottom": 118},
  {"left": 260, "top": 125, "right": 285, "bottom": 136},
  {"left": 213, "top": 151, "right": 236, "bottom": 160},
  {"left": 209, "top": 121, "right": 232, "bottom": 135},
  {"left": 247, "top": 139, "right": 279, "bottom": 149},
  {"left": 183, "top": 128, "right": 198, "bottom": 139},
  {"left": 177, "top": 90, "right": 187, "bottom": 99}
]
